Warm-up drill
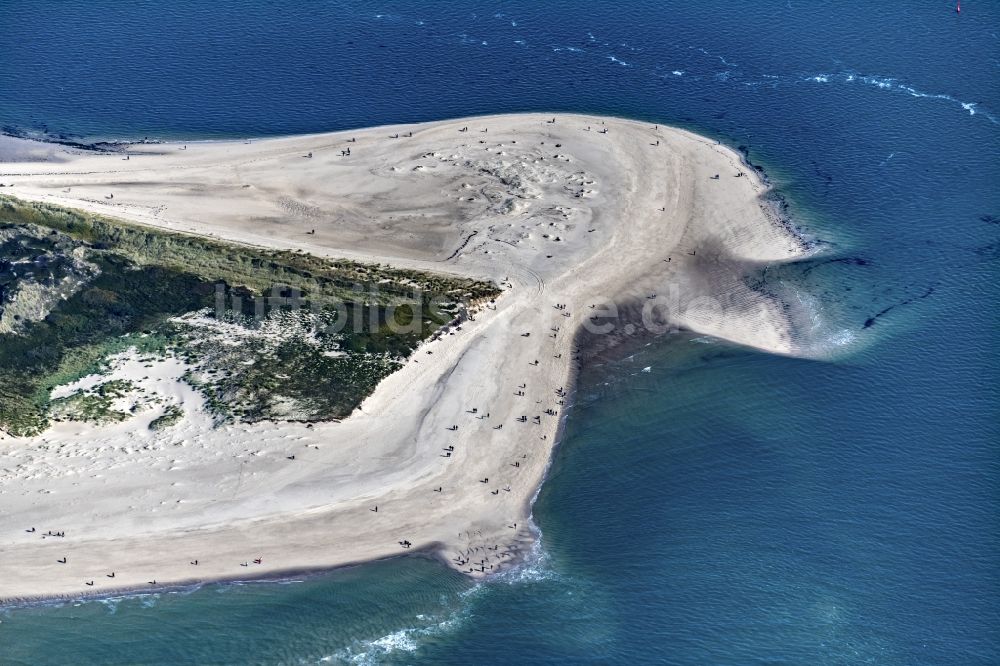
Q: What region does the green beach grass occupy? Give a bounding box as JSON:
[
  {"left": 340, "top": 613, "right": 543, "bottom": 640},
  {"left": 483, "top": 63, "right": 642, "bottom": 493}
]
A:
[{"left": 0, "top": 196, "right": 500, "bottom": 435}]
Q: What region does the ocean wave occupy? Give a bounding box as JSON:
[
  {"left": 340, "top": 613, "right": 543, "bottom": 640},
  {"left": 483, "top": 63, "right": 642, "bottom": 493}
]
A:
[
  {"left": 618, "top": 41, "right": 644, "bottom": 53},
  {"left": 855, "top": 73, "right": 893, "bottom": 89},
  {"left": 315, "top": 534, "right": 558, "bottom": 664},
  {"left": 322, "top": 628, "right": 419, "bottom": 664},
  {"left": 493, "top": 547, "right": 558, "bottom": 586},
  {"left": 801, "top": 71, "right": 999, "bottom": 125},
  {"left": 449, "top": 20, "right": 993, "bottom": 127},
  {"left": 321, "top": 601, "right": 471, "bottom": 665},
  {"left": 541, "top": 27, "right": 996, "bottom": 127},
  {"left": 87, "top": 590, "right": 162, "bottom": 614},
  {"left": 455, "top": 32, "right": 489, "bottom": 46},
  {"left": 358, "top": 531, "right": 545, "bottom": 666},
  {"left": 695, "top": 47, "right": 737, "bottom": 68},
  {"left": 96, "top": 597, "right": 120, "bottom": 615},
  {"left": 779, "top": 282, "right": 863, "bottom": 359},
  {"left": 823, "top": 328, "right": 858, "bottom": 348}
]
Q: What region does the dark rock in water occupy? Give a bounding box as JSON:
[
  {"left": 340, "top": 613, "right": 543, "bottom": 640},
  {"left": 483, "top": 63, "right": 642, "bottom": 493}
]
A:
[
  {"left": 2, "top": 126, "right": 131, "bottom": 154},
  {"left": 801, "top": 256, "right": 872, "bottom": 276},
  {"left": 736, "top": 143, "right": 775, "bottom": 184},
  {"left": 861, "top": 284, "right": 936, "bottom": 330}
]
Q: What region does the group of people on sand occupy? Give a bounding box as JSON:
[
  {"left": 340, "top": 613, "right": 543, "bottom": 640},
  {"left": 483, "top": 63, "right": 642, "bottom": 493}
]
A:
[
  {"left": 51, "top": 552, "right": 265, "bottom": 590},
  {"left": 428, "top": 297, "right": 578, "bottom": 574}
]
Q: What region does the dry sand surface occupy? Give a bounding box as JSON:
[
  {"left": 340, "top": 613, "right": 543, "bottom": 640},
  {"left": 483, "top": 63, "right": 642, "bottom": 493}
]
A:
[{"left": 0, "top": 113, "right": 812, "bottom": 603}]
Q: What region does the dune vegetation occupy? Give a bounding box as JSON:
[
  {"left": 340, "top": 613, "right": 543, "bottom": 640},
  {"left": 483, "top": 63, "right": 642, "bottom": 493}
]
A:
[{"left": 0, "top": 196, "right": 500, "bottom": 436}]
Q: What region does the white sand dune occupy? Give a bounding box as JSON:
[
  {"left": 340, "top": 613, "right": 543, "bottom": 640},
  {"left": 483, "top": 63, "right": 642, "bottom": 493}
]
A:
[{"left": 0, "top": 113, "right": 812, "bottom": 603}]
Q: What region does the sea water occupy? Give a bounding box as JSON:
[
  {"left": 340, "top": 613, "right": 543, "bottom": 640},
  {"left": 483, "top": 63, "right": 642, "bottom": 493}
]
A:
[{"left": 0, "top": 1, "right": 997, "bottom": 664}]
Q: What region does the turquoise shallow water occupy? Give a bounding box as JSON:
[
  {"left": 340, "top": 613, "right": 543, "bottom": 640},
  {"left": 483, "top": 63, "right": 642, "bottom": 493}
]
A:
[{"left": 1, "top": 1, "right": 998, "bottom": 664}]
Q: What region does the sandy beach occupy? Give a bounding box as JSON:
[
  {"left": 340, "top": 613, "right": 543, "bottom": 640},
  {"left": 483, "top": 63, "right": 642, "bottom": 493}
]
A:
[{"left": 0, "top": 113, "right": 811, "bottom": 603}]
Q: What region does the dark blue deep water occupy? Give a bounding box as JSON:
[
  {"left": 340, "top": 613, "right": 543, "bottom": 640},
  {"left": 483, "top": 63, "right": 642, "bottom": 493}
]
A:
[{"left": 1, "top": 1, "right": 998, "bottom": 664}]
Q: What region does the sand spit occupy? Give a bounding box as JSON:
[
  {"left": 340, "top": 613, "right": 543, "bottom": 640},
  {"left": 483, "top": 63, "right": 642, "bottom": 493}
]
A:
[{"left": 0, "top": 113, "right": 813, "bottom": 603}]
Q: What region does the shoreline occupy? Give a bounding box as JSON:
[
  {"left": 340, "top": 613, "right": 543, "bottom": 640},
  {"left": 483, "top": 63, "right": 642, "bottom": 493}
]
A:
[
  {"left": 0, "top": 113, "right": 816, "bottom": 603},
  {"left": 2, "top": 112, "right": 818, "bottom": 259},
  {"left": 0, "top": 546, "right": 447, "bottom": 610}
]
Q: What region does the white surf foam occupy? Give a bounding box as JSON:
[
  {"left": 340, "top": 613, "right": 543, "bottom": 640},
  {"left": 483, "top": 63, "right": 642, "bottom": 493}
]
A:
[{"left": 322, "top": 602, "right": 472, "bottom": 665}]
